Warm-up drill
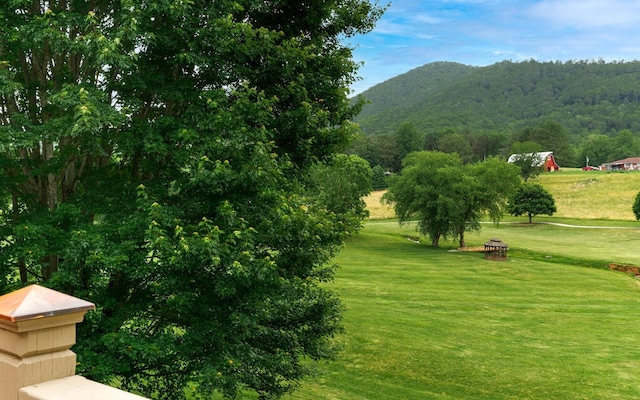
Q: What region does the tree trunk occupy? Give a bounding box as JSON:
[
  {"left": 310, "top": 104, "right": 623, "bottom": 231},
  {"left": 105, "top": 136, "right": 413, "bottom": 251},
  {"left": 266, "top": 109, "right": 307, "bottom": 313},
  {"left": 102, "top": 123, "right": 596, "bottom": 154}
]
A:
[
  {"left": 18, "top": 259, "right": 28, "bottom": 284},
  {"left": 458, "top": 229, "right": 466, "bottom": 248},
  {"left": 528, "top": 212, "right": 533, "bottom": 223},
  {"left": 12, "top": 194, "right": 29, "bottom": 283},
  {"left": 432, "top": 235, "right": 440, "bottom": 247},
  {"left": 42, "top": 255, "right": 59, "bottom": 281}
]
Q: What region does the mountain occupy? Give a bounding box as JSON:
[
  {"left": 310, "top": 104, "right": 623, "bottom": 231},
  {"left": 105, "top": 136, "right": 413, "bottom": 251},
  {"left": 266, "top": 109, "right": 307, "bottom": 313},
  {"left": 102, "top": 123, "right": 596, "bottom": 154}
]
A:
[
  {"left": 353, "top": 60, "right": 640, "bottom": 138},
  {"left": 353, "top": 61, "right": 475, "bottom": 126}
]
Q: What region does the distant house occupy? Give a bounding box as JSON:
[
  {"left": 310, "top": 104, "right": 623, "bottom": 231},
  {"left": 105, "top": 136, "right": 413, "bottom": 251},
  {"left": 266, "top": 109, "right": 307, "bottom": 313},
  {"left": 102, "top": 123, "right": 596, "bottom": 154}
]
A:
[
  {"left": 507, "top": 151, "right": 559, "bottom": 172},
  {"left": 600, "top": 157, "right": 640, "bottom": 171}
]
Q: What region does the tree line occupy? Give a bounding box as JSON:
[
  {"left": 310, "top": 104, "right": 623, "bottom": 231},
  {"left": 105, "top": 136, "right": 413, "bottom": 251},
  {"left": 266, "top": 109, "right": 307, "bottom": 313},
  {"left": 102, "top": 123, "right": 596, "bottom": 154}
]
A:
[{"left": 349, "top": 119, "right": 640, "bottom": 176}]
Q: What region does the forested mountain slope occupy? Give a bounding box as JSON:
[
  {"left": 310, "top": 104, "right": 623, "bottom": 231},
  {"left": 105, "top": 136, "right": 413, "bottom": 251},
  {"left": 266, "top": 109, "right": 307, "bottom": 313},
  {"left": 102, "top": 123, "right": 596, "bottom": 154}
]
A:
[
  {"left": 354, "top": 62, "right": 476, "bottom": 125},
  {"left": 354, "top": 60, "right": 640, "bottom": 138}
]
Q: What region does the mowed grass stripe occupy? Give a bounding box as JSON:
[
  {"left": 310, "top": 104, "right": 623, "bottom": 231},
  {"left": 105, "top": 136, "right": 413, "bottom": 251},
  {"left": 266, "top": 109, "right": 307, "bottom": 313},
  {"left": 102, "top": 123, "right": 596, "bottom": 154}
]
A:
[{"left": 286, "top": 222, "right": 640, "bottom": 399}]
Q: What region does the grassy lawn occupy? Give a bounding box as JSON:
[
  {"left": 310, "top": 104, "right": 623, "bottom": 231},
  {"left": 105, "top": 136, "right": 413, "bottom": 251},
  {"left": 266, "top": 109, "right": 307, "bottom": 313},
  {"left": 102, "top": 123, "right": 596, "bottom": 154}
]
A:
[
  {"left": 285, "top": 222, "right": 640, "bottom": 399},
  {"left": 206, "top": 169, "right": 640, "bottom": 399},
  {"left": 463, "top": 221, "right": 640, "bottom": 266},
  {"left": 284, "top": 169, "right": 640, "bottom": 399}
]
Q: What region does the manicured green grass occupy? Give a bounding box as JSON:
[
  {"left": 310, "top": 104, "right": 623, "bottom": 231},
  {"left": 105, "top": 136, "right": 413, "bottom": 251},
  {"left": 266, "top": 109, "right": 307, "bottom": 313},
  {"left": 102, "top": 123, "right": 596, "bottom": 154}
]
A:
[
  {"left": 467, "top": 220, "right": 640, "bottom": 266},
  {"left": 212, "top": 170, "right": 640, "bottom": 399},
  {"left": 285, "top": 222, "right": 640, "bottom": 399}
]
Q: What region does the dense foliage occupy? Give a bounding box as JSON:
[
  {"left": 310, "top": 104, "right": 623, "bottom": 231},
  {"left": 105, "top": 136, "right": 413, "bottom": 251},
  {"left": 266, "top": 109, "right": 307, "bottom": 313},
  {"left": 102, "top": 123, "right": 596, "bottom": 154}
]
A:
[
  {"left": 383, "top": 152, "right": 520, "bottom": 247},
  {"left": 507, "top": 141, "right": 544, "bottom": 181},
  {"left": 508, "top": 183, "right": 557, "bottom": 223},
  {"left": 0, "top": 1, "right": 382, "bottom": 398},
  {"left": 350, "top": 60, "right": 640, "bottom": 170},
  {"left": 633, "top": 192, "right": 640, "bottom": 221}
]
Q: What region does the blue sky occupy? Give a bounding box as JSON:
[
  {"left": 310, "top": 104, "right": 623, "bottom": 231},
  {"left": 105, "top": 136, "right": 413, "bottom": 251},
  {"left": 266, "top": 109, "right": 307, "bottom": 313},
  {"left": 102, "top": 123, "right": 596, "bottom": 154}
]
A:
[{"left": 348, "top": 0, "right": 640, "bottom": 94}]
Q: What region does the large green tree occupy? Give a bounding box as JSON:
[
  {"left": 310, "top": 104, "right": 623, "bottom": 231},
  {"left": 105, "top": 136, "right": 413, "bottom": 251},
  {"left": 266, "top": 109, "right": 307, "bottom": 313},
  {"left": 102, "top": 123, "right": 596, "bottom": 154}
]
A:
[
  {"left": 466, "top": 157, "right": 522, "bottom": 223},
  {"left": 383, "top": 151, "right": 461, "bottom": 247},
  {"left": 383, "top": 152, "right": 520, "bottom": 248},
  {"left": 306, "top": 153, "right": 373, "bottom": 232},
  {"left": 0, "top": 1, "right": 383, "bottom": 398},
  {"left": 508, "top": 182, "right": 557, "bottom": 223}
]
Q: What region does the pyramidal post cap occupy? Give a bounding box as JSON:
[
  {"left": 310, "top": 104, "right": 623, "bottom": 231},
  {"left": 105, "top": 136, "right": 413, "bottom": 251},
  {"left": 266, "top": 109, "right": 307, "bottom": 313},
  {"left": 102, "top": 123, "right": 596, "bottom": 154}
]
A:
[{"left": 0, "top": 284, "right": 95, "bottom": 323}]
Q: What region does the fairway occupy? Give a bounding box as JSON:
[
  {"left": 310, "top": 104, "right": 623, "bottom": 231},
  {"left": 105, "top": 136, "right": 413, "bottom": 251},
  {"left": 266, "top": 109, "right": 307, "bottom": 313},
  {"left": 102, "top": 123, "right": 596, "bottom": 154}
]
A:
[{"left": 285, "top": 221, "right": 640, "bottom": 399}]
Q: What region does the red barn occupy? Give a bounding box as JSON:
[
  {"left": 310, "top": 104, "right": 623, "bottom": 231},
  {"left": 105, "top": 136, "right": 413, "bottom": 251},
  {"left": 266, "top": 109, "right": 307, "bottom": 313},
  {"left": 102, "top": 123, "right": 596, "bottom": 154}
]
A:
[{"left": 507, "top": 151, "right": 559, "bottom": 172}]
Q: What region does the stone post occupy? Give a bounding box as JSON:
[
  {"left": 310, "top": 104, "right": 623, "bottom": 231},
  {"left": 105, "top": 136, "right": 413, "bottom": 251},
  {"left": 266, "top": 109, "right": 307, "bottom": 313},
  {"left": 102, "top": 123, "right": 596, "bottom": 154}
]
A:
[{"left": 0, "top": 285, "right": 95, "bottom": 400}]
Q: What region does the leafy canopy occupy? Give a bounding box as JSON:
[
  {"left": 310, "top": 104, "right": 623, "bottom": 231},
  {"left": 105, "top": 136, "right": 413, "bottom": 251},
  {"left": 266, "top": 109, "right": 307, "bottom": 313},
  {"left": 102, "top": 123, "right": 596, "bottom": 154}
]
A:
[
  {"left": 383, "top": 151, "right": 520, "bottom": 248},
  {"left": 508, "top": 141, "right": 544, "bottom": 182},
  {"left": 0, "top": 0, "right": 383, "bottom": 398},
  {"left": 508, "top": 182, "right": 557, "bottom": 223}
]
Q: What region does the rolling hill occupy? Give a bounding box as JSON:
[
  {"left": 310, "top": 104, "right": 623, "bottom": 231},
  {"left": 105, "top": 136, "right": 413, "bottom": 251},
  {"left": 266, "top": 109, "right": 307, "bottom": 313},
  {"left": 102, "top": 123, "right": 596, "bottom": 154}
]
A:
[{"left": 353, "top": 59, "right": 640, "bottom": 139}]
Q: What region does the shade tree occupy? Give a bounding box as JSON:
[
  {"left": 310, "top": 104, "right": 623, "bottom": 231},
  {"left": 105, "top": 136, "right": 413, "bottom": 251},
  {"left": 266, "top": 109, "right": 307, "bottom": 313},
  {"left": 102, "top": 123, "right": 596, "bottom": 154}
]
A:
[
  {"left": 306, "top": 153, "right": 373, "bottom": 233},
  {"left": 383, "top": 151, "right": 520, "bottom": 248},
  {"left": 508, "top": 182, "right": 557, "bottom": 223},
  {"left": 383, "top": 151, "right": 462, "bottom": 247}
]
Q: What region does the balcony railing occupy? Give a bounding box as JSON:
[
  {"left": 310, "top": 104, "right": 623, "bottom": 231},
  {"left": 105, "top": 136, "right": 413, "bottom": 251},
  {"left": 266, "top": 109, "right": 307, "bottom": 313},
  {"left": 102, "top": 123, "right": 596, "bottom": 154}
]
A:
[{"left": 0, "top": 285, "right": 148, "bottom": 400}]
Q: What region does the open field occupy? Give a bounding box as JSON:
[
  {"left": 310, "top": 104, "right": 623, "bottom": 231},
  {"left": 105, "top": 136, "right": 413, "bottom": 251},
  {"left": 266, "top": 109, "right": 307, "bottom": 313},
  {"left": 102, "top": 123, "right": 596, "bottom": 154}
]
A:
[
  {"left": 284, "top": 222, "right": 640, "bottom": 399},
  {"left": 211, "top": 169, "right": 640, "bottom": 399},
  {"left": 367, "top": 168, "right": 640, "bottom": 221},
  {"left": 536, "top": 169, "right": 640, "bottom": 220},
  {"left": 282, "top": 170, "right": 640, "bottom": 399},
  {"left": 362, "top": 189, "right": 395, "bottom": 220}
]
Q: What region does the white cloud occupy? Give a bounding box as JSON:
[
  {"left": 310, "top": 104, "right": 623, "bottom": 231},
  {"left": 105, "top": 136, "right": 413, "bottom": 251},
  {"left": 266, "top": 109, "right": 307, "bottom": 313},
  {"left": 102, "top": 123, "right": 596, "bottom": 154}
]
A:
[
  {"left": 413, "top": 14, "right": 445, "bottom": 24},
  {"left": 372, "top": 12, "right": 445, "bottom": 37},
  {"left": 348, "top": 0, "right": 640, "bottom": 94},
  {"left": 528, "top": 0, "right": 640, "bottom": 28}
]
